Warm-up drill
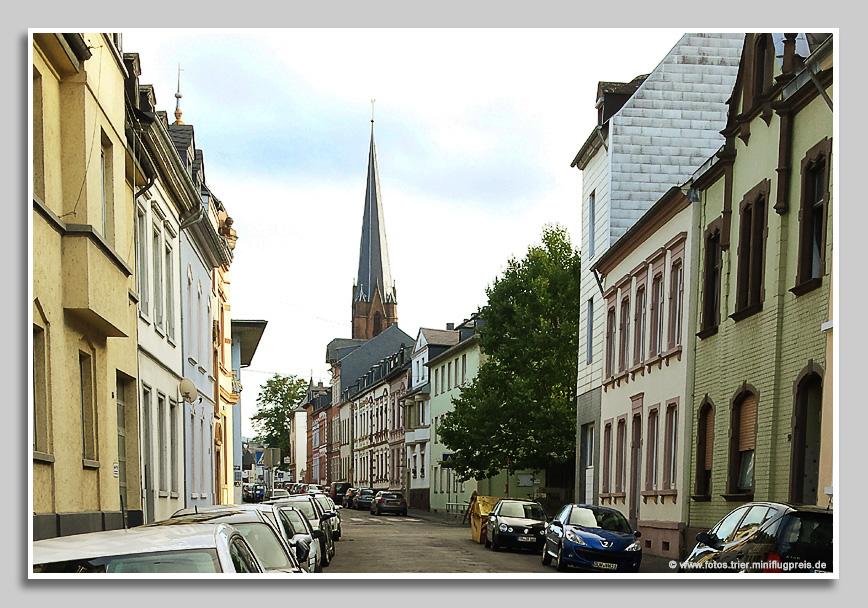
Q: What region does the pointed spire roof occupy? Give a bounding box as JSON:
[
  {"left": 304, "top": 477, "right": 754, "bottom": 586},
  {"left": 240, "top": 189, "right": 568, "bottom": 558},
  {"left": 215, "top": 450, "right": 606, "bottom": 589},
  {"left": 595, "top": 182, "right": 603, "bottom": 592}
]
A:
[{"left": 355, "top": 116, "right": 396, "bottom": 304}]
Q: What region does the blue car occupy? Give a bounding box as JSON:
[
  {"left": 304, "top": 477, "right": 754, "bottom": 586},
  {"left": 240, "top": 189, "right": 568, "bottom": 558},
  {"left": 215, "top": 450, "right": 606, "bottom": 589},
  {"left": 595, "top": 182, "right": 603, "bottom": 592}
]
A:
[{"left": 541, "top": 504, "right": 642, "bottom": 572}]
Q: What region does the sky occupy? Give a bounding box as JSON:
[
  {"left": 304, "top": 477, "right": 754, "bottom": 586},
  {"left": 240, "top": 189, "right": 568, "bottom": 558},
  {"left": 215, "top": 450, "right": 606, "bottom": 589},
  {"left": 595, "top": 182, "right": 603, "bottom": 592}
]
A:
[{"left": 119, "top": 28, "right": 688, "bottom": 438}]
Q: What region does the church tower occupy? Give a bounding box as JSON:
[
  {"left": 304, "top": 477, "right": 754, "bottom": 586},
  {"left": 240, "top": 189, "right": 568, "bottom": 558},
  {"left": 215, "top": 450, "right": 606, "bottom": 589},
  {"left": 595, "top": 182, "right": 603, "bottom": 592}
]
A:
[{"left": 352, "top": 111, "right": 397, "bottom": 339}]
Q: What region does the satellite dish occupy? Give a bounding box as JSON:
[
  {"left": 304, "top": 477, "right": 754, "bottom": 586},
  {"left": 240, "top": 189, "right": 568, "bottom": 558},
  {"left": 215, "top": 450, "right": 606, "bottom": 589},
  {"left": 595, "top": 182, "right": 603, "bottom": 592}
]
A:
[{"left": 179, "top": 378, "right": 197, "bottom": 403}]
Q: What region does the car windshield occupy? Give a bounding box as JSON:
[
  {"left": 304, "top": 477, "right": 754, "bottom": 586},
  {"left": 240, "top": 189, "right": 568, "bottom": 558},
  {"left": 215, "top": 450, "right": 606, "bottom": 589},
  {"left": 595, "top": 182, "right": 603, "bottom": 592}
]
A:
[
  {"left": 360, "top": 490, "right": 375, "bottom": 497},
  {"left": 380, "top": 493, "right": 402, "bottom": 500},
  {"left": 280, "top": 509, "right": 307, "bottom": 535},
  {"left": 314, "top": 496, "right": 331, "bottom": 511},
  {"left": 499, "top": 502, "right": 546, "bottom": 520},
  {"left": 34, "top": 549, "right": 222, "bottom": 573},
  {"left": 230, "top": 523, "right": 292, "bottom": 570},
  {"left": 567, "top": 507, "right": 632, "bottom": 533},
  {"left": 284, "top": 500, "right": 317, "bottom": 521}
]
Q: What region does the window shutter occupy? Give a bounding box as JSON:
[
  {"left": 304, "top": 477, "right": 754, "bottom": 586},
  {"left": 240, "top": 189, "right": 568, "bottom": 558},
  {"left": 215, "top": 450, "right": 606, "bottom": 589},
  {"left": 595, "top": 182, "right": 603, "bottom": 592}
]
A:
[
  {"left": 704, "top": 409, "right": 715, "bottom": 471},
  {"left": 738, "top": 394, "right": 757, "bottom": 451}
]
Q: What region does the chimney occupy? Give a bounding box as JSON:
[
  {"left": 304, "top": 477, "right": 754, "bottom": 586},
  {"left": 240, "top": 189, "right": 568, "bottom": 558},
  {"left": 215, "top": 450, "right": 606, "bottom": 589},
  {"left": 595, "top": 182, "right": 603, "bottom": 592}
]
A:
[{"left": 446, "top": 323, "right": 454, "bottom": 330}]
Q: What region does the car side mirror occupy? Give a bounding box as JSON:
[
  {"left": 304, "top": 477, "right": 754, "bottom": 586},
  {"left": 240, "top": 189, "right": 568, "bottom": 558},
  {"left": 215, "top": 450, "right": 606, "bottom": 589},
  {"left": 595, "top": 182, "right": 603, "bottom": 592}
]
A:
[
  {"left": 322, "top": 511, "right": 337, "bottom": 520},
  {"left": 634, "top": 530, "right": 642, "bottom": 538},
  {"left": 294, "top": 543, "right": 309, "bottom": 562},
  {"left": 312, "top": 529, "right": 324, "bottom": 540},
  {"left": 489, "top": 516, "right": 496, "bottom": 522},
  {"left": 550, "top": 520, "right": 562, "bottom": 528},
  {"left": 696, "top": 532, "right": 719, "bottom": 548}
]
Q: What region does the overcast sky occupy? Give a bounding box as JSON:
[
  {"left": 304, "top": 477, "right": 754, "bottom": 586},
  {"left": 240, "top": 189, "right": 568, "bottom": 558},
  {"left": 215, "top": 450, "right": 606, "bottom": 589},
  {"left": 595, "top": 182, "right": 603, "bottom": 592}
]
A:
[{"left": 120, "top": 28, "right": 688, "bottom": 437}]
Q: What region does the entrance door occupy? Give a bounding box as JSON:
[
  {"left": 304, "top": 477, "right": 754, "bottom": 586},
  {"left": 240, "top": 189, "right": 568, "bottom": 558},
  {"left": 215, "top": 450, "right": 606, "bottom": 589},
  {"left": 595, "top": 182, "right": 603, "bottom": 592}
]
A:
[
  {"left": 791, "top": 374, "right": 823, "bottom": 504},
  {"left": 629, "top": 414, "right": 642, "bottom": 526},
  {"left": 141, "top": 387, "right": 154, "bottom": 523}
]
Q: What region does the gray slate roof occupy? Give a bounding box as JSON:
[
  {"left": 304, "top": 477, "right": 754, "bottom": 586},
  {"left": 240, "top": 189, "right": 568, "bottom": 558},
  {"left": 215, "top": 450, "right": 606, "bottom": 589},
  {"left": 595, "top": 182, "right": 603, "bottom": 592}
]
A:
[
  {"left": 334, "top": 324, "right": 412, "bottom": 393},
  {"left": 419, "top": 328, "right": 460, "bottom": 348}
]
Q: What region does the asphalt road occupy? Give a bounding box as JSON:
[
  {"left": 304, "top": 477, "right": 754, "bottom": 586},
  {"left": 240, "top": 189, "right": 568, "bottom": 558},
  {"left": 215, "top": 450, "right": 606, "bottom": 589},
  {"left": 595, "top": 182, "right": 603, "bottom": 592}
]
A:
[{"left": 325, "top": 509, "right": 552, "bottom": 574}]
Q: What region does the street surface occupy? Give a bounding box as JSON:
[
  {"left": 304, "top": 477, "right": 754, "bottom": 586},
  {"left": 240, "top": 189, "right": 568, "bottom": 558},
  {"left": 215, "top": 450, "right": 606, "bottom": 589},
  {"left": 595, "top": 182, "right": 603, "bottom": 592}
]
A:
[{"left": 326, "top": 510, "right": 551, "bottom": 573}]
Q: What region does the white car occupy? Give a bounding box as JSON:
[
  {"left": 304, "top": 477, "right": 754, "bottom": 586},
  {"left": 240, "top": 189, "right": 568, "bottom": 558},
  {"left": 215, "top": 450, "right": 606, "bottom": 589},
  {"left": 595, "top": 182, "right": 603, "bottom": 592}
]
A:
[
  {"left": 32, "top": 523, "right": 266, "bottom": 574},
  {"left": 312, "top": 493, "right": 342, "bottom": 540}
]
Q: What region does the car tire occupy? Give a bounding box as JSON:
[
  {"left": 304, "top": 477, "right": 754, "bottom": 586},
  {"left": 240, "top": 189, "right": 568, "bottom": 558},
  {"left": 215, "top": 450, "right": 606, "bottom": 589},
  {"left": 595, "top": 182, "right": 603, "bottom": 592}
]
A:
[
  {"left": 556, "top": 542, "right": 568, "bottom": 572},
  {"left": 484, "top": 536, "right": 491, "bottom": 549},
  {"left": 491, "top": 533, "right": 501, "bottom": 552},
  {"left": 541, "top": 542, "right": 552, "bottom": 566}
]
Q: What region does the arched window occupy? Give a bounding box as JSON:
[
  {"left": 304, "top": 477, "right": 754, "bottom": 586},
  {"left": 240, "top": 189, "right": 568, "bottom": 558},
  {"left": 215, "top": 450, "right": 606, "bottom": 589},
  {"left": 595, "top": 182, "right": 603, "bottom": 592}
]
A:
[
  {"left": 753, "top": 34, "right": 771, "bottom": 100},
  {"left": 695, "top": 400, "right": 714, "bottom": 496},
  {"left": 373, "top": 311, "right": 382, "bottom": 336},
  {"left": 728, "top": 390, "right": 758, "bottom": 494}
]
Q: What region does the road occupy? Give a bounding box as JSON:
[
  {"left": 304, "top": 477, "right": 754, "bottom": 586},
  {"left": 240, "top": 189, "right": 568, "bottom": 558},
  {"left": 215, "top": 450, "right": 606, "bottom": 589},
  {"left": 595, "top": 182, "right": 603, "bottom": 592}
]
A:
[{"left": 326, "top": 509, "right": 551, "bottom": 573}]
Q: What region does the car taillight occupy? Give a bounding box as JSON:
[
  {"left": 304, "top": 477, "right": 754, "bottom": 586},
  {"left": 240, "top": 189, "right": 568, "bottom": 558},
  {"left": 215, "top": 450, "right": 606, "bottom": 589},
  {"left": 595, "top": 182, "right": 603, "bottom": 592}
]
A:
[
  {"left": 401, "top": 499, "right": 406, "bottom": 503},
  {"left": 763, "top": 552, "right": 782, "bottom": 572},
  {"left": 378, "top": 498, "right": 385, "bottom": 503}
]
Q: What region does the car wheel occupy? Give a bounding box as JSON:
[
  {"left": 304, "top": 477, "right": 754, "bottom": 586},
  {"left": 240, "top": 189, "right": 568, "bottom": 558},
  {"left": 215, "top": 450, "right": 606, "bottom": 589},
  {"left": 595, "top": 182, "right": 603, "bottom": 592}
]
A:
[
  {"left": 541, "top": 541, "right": 552, "bottom": 566},
  {"left": 556, "top": 542, "right": 568, "bottom": 572},
  {"left": 491, "top": 533, "right": 501, "bottom": 552}
]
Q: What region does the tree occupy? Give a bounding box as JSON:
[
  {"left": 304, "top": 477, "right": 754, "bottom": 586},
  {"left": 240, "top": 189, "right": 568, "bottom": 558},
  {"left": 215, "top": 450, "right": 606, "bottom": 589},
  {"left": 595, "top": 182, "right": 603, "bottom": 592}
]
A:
[
  {"left": 438, "top": 224, "right": 580, "bottom": 482},
  {"left": 250, "top": 374, "right": 307, "bottom": 470}
]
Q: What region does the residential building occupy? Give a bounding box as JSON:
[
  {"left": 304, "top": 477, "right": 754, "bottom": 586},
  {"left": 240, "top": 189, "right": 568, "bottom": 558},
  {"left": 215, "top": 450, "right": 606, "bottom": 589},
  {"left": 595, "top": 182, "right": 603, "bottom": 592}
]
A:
[
  {"left": 571, "top": 33, "right": 744, "bottom": 506},
  {"left": 401, "top": 327, "right": 459, "bottom": 510},
  {"left": 592, "top": 185, "right": 696, "bottom": 559},
  {"left": 230, "top": 320, "right": 267, "bottom": 504},
  {"left": 303, "top": 381, "right": 332, "bottom": 486},
  {"left": 287, "top": 396, "right": 311, "bottom": 485},
  {"left": 32, "top": 33, "right": 142, "bottom": 538},
  {"left": 686, "top": 33, "right": 833, "bottom": 541}
]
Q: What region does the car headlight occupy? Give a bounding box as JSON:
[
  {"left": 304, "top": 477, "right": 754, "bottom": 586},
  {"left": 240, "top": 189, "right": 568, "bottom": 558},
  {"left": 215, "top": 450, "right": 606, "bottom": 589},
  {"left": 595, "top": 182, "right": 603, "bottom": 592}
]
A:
[
  {"left": 499, "top": 523, "right": 508, "bottom": 532},
  {"left": 625, "top": 541, "right": 641, "bottom": 552},
  {"left": 565, "top": 530, "right": 587, "bottom": 546}
]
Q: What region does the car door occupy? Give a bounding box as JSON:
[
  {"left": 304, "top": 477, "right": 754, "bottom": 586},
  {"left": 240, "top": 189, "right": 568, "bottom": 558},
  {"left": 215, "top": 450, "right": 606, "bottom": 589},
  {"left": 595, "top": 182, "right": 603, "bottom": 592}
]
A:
[
  {"left": 691, "top": 506, "right": 750, "bottom": 566},
  {"left": 545, "top": 505, "right": 570, "bottom": 555},
  {"left": 487, "top": 501, "right": 502, "bottom": 540}
]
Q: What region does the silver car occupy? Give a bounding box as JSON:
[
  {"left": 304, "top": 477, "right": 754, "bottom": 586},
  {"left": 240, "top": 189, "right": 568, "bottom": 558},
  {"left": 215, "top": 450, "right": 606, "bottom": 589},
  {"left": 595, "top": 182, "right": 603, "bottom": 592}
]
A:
[{"left": 32, "top": 523, "right": 264, "bottom": 574}]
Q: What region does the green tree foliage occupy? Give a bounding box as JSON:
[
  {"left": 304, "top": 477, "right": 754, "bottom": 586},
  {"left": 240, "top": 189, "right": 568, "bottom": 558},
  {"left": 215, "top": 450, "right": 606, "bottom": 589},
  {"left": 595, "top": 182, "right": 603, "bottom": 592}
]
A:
[
  {"left": 438, "top": 225, "right": 581, "bottom": 481},
  {"left": 250, "top": 374, "right": 307, "bottom": 469}
]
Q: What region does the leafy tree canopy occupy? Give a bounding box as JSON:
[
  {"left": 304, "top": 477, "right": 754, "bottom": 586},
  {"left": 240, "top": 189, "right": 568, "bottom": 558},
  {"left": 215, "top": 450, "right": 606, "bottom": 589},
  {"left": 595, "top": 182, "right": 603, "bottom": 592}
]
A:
[
  {"left": 250, "top": 374, "right": 307, "bottom": 470},
  {"left": 438, "top": 225, "right": 581, "bottom": 481}
]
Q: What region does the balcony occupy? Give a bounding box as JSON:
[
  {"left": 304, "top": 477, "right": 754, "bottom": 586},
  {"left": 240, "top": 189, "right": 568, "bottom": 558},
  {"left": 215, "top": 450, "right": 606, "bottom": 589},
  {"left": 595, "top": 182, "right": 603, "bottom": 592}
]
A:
[{"left": 404, "top": 426, "right": 430, "bottom": 445}]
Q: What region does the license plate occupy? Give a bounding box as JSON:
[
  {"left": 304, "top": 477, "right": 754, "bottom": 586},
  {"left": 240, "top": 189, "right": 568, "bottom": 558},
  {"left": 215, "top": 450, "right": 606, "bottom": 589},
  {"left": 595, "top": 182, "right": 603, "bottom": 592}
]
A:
[
  {"left": 518, "top": 536, "right": 535, "bottom": 542},
  {"left": 387, "top": 501, "right": 398, "bottom": 504},
  {"left": 593, "top": 561, "right": 618, "bottom": 571}
]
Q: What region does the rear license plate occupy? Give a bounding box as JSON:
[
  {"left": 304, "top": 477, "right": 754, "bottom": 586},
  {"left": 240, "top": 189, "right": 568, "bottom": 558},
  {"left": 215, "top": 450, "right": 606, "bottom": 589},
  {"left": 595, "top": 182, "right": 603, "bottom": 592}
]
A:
[
  {"left": 593, "top": 561, "right": 618, "bottom": 570},
  {"left": 518, "top": 536, "right": 535, "bottom": 542},
  {"left": 387, "top": 501, "right": 398, "bottom": 504}
]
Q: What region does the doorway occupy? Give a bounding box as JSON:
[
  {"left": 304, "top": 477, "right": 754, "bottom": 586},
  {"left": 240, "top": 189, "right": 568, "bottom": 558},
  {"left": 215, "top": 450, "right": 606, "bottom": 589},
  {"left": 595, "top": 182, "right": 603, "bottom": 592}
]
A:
[{"left": 791, "top": 373, "right": 823, "bottom": 505}]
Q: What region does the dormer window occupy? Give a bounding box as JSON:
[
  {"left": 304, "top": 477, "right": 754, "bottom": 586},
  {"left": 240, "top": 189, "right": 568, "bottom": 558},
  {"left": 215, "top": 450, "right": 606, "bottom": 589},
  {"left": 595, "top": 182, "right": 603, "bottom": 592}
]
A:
[{"left": 752, "top": 34, "right": 773, "bottom": 104}]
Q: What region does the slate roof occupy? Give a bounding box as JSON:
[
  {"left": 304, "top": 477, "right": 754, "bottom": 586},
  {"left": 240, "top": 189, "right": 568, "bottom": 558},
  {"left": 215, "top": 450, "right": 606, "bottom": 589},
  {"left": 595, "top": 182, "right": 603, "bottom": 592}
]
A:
[
  {"left": 419, "top": 328, "right": 460, "bottom": 348},
  {"left": 355, "top": 123, "right": 396, "bottom": 305},
  {"left": 326, "top": 338, "right": 367, "bottom": 364},
  {"left": 333, "top": 324, "right": 412, "bottom": 394}
]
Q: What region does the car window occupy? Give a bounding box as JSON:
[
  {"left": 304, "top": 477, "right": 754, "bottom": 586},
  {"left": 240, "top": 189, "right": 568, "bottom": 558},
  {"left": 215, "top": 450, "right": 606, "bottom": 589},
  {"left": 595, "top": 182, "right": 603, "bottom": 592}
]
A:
[
  {"left": 34, "top": 549, "right": 222, "bottom": 574},
  {"left": 780, "top": 513, "right": 833, "bottom": 552},
  {"left": 281, "top": 508, "right": 309, "bottom": 532},
  {"left": 566, "top": 508, "right": 632, "bottom": 533},
  {"left": 729, "top": 506, "right": 770, "bottom": 543},
  {"left": 229, "top": 538, "right": 262, "bottom": 573},
  {"left": 555, "top": 505, "right": 570, "bottom": 523},
  {"left": 711, "top": 507, "right": 749, "bottom": 543},
  {"left": 286, "top": 500, "right": 317, "bottom": 521},
  {"left": 231, "top": 523, "right": 293, "bottom": 570},
  {"left": 499, "top": 502, "right": 545, "bottom": 519},
  {"left": 314, "top": 496, "right": 331, "bottom": 511}
]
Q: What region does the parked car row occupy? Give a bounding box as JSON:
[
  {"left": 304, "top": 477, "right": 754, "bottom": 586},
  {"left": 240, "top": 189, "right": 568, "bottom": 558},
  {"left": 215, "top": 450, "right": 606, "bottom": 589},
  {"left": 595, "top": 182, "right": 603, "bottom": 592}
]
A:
[{"left": 33, "top": 491, "right": 348, "bottom": 575}]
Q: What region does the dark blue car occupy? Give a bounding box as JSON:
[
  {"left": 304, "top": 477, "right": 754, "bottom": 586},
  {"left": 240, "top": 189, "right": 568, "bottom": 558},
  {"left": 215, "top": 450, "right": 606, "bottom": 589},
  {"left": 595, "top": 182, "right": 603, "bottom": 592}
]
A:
[{"left": 541, "top": 504, "right": 642, "bottom": 572}]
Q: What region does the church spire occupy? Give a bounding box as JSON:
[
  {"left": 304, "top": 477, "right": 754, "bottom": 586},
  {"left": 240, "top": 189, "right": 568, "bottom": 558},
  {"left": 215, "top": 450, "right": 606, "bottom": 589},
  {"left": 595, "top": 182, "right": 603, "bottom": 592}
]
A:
[
  {"left": 173, "top": 63, "right": 184, "bottom": 124},
  {"left": 352, "top": 103, "right": 397, "bottom": 339}
]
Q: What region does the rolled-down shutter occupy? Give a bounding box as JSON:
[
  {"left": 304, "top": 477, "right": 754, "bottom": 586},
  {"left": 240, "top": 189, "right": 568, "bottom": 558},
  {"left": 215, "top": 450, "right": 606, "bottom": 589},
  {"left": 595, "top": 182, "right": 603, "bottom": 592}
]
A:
[{"left": 738, "top": 394, "right": 757, "bottom": 451}]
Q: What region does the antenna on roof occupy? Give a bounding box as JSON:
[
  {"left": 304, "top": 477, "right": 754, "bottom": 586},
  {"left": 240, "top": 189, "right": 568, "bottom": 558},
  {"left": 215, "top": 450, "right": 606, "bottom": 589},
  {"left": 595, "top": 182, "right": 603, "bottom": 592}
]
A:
[{"left": 174, "top": 63, "right": 184, "bottom": 124}]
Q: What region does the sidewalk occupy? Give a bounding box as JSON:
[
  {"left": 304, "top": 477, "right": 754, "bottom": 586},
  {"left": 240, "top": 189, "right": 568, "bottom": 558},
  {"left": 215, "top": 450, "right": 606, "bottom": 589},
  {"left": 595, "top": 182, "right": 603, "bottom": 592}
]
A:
[{"left": 407, "top": 507, "right": 469, "bottom": 526}]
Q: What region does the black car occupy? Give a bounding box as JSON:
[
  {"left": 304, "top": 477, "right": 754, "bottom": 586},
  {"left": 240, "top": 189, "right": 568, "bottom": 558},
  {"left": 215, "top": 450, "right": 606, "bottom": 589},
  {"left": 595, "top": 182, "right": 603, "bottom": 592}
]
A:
[
  {"left": 370, "top": 491, "right": 408, "bottom": 516},
  {"left": 485, "top": 499, "right": 547, "bottom": 551},
  {"left": 353, "top": 488, "right": 377, "bottom": 511},
  {"left": 682, "top": 502, "right": 832, "bottom": 573},
  {"left": 343, "top": 488, "right": 359, "bottom": 508},
  {"left": 330, "top": 482, "right": 351, "bottom": 505}
]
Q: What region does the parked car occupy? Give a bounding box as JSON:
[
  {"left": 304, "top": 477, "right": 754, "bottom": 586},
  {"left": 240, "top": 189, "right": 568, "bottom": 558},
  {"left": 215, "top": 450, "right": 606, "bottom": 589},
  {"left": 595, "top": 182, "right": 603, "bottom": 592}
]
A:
[
  {"left": 307, "top": 484, "right": 325, "bottom": 494},
  {"left": 152, "top": 509, "right": 303, "bottom": 573},
  {"left": 330, "top": 482, "right": 352, "bottom": 505},
  {"left": 682, "top": 502, "right": 833, "bottom": 573},
  {"left": 32, "top": 523, "right": 265, "bottom": 573},
  {"left": 353, "top": 488, "right": 377, "bottom": 511},
  {"left": 269, "top": 495, "right": 337, "bottom": 566},
  {"left": 312, "top": 494, "right": 343, "bottom": 539},
  {"left": 343, "top": 487, "right": 359, "bottom": 508},
  {"left": 541, "top": 504, "right": 642, "bottom": 573},
  {"left": 370, "top": 491, "right": 408, "bottom": 516},
  {"left": 275, "top": 505, "right": 325, "bottom": 573},
  {"left": 485, "top": 499, "right": 547, "bottom": 551},
  {"left": 268, "top": 488, "right": 291, "bottom": 500}
]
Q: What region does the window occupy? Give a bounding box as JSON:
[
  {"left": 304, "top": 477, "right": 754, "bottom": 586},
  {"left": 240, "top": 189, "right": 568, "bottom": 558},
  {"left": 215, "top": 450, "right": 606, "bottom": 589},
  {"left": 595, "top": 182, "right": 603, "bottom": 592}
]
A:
[
  {"left": 137, "top": 207, "right": 149, "bottom": 315},
  {"left": 736, "top": 181, "right": 769, "bottom": 314},
  {"left": 170, "top": 400, "right": 179, "bottom": 493},
  {"left": 646, "top": 408, "right": 659, "bottom": 490},
  {"left": 373, "top": 311, "right": 382, "bottom": 336},
  {"left": 153, "top": 225, "right": 163, "bottom": 328},
  {"left": 447, "top": 361, "right": 452, "bottom": 391},
  {"left": 712, "top": 506, "right": 749, "bottom": 544},
  {"left": 79, "top": 351, "right": 97, "bottom": 463},
  {"left": 99, "top": 132, "right": 114, "bottom": 243},
  {"left": 588, "top": 191, "right": 596, "bottom": 258},
  {"left": 669, "top": 261, "right": 684, "bottom": 348},
  {"left": 583, "top": 423, "right": 594, "bottom": 468},
  {"left": 649, "top": 273, "right": 664, "bottom": 357},
  {"left": 605, "top": 306, "right": 616, "bottom": 377},
  {"left": 165, "top": 241, "right": 175, "bottom": 340},
  {"left": 619, "top": 296, "right": 630, "bottom": 371},
  {"left": 434, "top": 368, "right": 439, "bottom": 395},
  {"left": 752, "top": 34, "right": 771, "bottom": 102},
  {"left": 33, "top": 67, "right": 45, "bottom": 201},
  {"left": 702, "top": 223, "right": 722, "bottom": 331},
  {"left": 158, "top": 394, "right": 167, "bottom": 492},
  {"left": 33, "top": 325, "right": 50, "bottom": 455},
  {"left": 795, "top": 138, "right": 832, "bottom": 290},
  {"left": 663, "top": 401, "right": 678, "bottom": 490},
  {"left": 695, "top": 401, "right": 714, "bottom": 496},
  {"left": 461, "top": 354, "right": 466, "bottom": 384},
  {"left": 602, "top": 422, "right": 612, "bottom": 493},
  {"left": 586, "top": 298, "right": 594, "bottom": 364},
  {"left": 633, "top": 287, "right": 646, "bottom": 366},
  {"left": 615, "top": 418, "right": 627, "bottom": 493},
  {"left": 729, "top": 392, "right": 757, "bottom": 493}
]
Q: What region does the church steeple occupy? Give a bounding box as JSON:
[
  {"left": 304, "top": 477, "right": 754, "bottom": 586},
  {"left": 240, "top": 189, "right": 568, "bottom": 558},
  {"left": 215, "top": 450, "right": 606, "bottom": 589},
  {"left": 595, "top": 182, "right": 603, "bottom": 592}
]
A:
[{"left": 352, "top": 102, "right": 397, "bottom": 340}]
